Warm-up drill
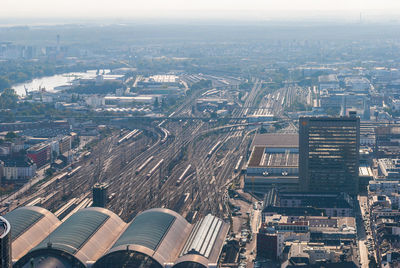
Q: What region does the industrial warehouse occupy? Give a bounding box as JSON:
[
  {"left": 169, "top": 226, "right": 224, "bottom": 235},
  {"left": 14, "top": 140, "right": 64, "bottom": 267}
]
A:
[{"left": 0, "top": 207, "right": 229, "bottom": 268}]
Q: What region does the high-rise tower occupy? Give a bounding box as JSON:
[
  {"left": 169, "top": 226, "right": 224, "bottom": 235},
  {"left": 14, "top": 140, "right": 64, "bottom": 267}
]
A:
[
  {"left": 0, "top": 216, "right": 11, "bottom": 268},
  {"left": 92, "top": 183, "right": 109, "bottom": 208},
  {"left": 299, "top": 115, "right": 360, "bottom": 194}
]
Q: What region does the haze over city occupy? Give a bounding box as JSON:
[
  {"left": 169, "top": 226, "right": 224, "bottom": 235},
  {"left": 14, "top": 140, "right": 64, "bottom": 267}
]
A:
[
  {"left": 1, "top": 0, "right": 400, "bottom": 22},
  {"left": 2, "top": 1, "right": 400, "bottom": 268}
]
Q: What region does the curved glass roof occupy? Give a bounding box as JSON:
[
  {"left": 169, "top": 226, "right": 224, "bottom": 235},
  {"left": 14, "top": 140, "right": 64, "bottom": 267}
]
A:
[
  {"left": 33, "top": 209, "right": 110, "bottom": 255},
  {"left": 4, "top": 207, "right": 45, "bottom": 240},
  {"left": 173, "top": 262, "right": 207, "bottom": 268},
  {"left": 94, "top": 250, "right": 162, "bottom": 268},
  {"left": 113, "top": 210, "right": 176, "bottom": 251},
  {"left": 180, "top": 214, "right": 223, "bottom": 258}
]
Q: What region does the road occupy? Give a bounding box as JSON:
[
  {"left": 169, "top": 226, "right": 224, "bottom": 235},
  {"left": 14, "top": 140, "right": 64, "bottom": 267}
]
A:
[
  {"left": 357, "top": 194, "right": 375, "bottom": 268},
  {"left": 0, "top": 164, "right": 49, "bottom": 207}
]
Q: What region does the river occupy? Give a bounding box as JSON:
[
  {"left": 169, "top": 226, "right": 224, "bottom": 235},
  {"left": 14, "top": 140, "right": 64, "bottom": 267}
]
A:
[{"left": 12, "top": 69, "right": 110, "bottom": 96}]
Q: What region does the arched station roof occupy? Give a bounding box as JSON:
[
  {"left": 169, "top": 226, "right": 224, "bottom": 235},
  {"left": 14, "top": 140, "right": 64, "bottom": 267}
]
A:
[
  {"left": 14, "top": 207, "right": 125, "bottom": 268},
  {"left": 172, "top": 254, "right": 209, "bottom": 268},
  {"left": 95, "top": 208, "right": 192, "bottom": 267},
  {"left": 4, "top": 206, "right": 61, "bottom": 262}
]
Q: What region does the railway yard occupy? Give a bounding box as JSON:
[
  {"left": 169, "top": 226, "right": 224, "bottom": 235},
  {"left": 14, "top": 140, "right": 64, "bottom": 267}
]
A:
[
  {"left": 0, "top": 77, "right": 308, "bottom": 268},
  {"left": 0, "top": 80, "right": 281, "bottom": 226}
]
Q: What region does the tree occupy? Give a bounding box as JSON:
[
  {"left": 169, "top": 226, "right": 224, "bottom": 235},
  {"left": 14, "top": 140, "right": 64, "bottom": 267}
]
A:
[
  {"left": 45, "top": 168, "right": 54, "bottom": 177},
  {"left": 0, "top": 77, "right": 10, "bottom": 92},
  {"left": 5, "top": 131, "right": 17, "bottom": 141},
  {"left": 0, "top": 88, "right": 18, "bottom": 109}
]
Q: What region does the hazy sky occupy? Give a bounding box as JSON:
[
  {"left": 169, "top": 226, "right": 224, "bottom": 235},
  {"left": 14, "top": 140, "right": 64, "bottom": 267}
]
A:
[{"left": 2, "top": 0, "right": 400, "bottom": 20}]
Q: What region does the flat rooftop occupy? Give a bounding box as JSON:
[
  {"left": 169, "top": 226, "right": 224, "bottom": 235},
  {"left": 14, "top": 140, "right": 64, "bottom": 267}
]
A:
[
  {"left": 248, "top": 148, "right": 298, "bottom": 168},
  {"left": 141, "top": 75, "right": 179, "bottom": 83},
  {"left": 252, "top": 134, "right": 299, "bottom": 148},
  {"left": 248, "top": 134, "right": 299, "bottom": 168},
  {"left": 279, "top": 193, "right": 352, "bottom": 209},
  {"left": 264, "top": 215, "right": 355, "bottom": 230},
  {"left": 318, "top": 74, "right": 338, "bottom": 83},
  {"left": 359, "top": 165, "right": 373, "bottom": 177},
  {"left": 104, "top": 96, "right": 153, "bottom": 101}
]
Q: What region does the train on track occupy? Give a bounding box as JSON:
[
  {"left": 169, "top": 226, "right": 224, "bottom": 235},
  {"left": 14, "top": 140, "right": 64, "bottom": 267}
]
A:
[
  {"left": 117, "top": 129, "right": 140, "bottom": 145},
  {"left": 160, "top": 127, "right": 170, "bottom": 143},
  {"left": 176, "top": 164, "right": 192, "bottom": 185},
  {"left": 67, "top": 166, "right": 81, "bottom": 178},
  {"left": 234, "top": 156, "right": 244, "bottom": 173},
  {"left": 207, "top": 141, "right": 222, "bottom": 158},
  {"left": 146, "top": 159, "right": 164, "bottom": 179},
  {"left": 82, "top": 151, "right": 91, "bottom": 158},
  {"left": 135, "top": 156, "right": 154, "bottom": 175}
]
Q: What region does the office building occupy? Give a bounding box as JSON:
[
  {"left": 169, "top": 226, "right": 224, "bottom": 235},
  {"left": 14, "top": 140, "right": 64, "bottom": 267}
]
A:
[
  {"left": 92, "top": 183, "right": 109, "bottom": 208},
  {"left": 27, "top": 143, "right": 51, "bottom": 168},
  {"left": 318, "top": 75, "right": 339, "bottom": 91},
  {"left": 262, "top": 190, "right": 354, "bottom": 218},
  {"left": 378, "top": 158, "right": 400, "bottom": 179},
  {"left": 375, "top": 126, "right": 400, "bottom": 158},
  {"left": 284, "top": 242, "right": 357, "bottom": 267},
  {"left": 299, "top": 116, "right": 360, "bottom": 194},
  {"left": 59, "top": 135, "right": 72, "bottom": 155},
  {"left": 0, "top": 157, "right": 36, "bottom": 183}
]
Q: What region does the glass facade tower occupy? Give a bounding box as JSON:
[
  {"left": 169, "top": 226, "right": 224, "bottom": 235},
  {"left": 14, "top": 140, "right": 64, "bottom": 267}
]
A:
[
  {"left": 299, "top": 116, "right": 360, "bottom": 195},
  {"left": 0, "top": 216, "right": 11, "bottom": 268}
]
